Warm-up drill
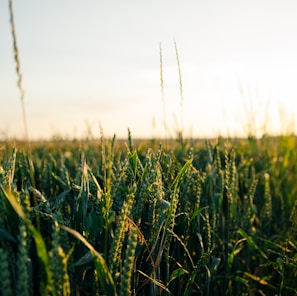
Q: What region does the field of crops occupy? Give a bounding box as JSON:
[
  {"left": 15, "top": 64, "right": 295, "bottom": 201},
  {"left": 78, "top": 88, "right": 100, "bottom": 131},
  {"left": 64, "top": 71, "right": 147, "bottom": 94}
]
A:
[{"left": 0, "top": 134, "right": 296, "bottom": 295}]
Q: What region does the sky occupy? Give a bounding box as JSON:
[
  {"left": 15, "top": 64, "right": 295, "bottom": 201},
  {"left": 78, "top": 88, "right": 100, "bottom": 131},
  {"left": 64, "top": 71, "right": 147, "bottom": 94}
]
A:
[{"left": 1, "top": 0, "right": 297, "bottom": 140}]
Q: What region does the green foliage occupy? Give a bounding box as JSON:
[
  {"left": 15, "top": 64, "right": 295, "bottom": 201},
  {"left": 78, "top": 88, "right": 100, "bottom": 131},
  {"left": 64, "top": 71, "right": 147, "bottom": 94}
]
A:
[{"left": 0, "top": 136, "right": 296, "bottom": 295}]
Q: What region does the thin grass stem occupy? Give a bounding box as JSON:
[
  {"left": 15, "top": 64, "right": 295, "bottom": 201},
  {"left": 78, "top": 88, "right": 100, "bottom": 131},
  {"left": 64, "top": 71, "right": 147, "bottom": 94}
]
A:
[
  {"left": 8, "top": 0, "right": 30, "bottom": 148},
  {"left": 174, "top": 39, "right": 184, "bottom": 141},
  {"left": 159, "top": 42, "right": 167, "bottom": 144}
]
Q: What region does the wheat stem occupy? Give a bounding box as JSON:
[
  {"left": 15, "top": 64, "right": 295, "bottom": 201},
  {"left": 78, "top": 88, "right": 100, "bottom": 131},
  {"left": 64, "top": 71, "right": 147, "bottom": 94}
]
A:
[
  {"left": 8, "top": 0, "right": 30, "bottom": 147},
  {"left": 159, "top": 42, "right": 167, "bottom": 144},
  {"left": 174, "top": 39, "right": 184, "bottom": 141}
]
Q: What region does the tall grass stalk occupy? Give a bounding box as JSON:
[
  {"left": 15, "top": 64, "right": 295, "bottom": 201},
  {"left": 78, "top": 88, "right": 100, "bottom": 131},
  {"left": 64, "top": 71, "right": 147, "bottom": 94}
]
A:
[
  {"left": 174, "top": 39, "right": 184, "bottom": 143},
  {"left": 8, "top": 0, "right": 30, "bottom": 147},
  {"left": 159, "top": 42, "right": 167, "bottom": 144}
]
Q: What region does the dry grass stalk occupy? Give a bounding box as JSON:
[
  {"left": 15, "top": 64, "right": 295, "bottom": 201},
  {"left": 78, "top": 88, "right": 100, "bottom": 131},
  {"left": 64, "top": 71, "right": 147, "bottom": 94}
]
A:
[{"left": 9, "top": 0, "right": 30, "bottom": 147}]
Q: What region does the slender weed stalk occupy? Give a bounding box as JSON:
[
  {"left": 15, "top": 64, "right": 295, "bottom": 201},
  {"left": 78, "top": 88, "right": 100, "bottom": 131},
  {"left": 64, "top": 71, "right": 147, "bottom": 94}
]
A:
[
  {"left": 8, "top": 0, "right": 30, "bottom": 147},
  {"left": 159, "top": 42, "right": 168, "bottom": 144},
  {"left": 174, "top": 39, "right": 184, "bottom": 143}
]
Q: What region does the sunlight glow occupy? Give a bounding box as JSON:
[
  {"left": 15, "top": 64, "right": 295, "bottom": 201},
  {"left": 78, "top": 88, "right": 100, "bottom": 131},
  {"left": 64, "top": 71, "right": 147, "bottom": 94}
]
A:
[{"left": 1, "top": 1, "right": 296, "bottom": 140}]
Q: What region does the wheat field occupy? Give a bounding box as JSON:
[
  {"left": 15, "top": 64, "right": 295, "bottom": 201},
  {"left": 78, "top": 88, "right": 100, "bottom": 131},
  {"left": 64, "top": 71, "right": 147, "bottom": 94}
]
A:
[
  {"left": 0, "top": 135, "right": 296, "bottom": 295},
  {"left": 1, "top": 2, "right": 297, "bottom": 295}
]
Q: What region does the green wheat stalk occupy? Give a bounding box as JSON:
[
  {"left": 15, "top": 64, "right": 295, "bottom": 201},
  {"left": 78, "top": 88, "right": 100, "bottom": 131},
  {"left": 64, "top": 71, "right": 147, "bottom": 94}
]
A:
[
  {"left": 16, "top": 224, "right": 31, "bottom": 296},
  {"left": 108, "top": 186, "right": 136, "bottom": 278},
  {"left": 202, "top": 208, "right": 211, "bottom": 254},
  {"left": 229, "top": 149, "right": 237, "bottom": 224},
  {"left": 262, "top": 173, "right": 272, "bottom": 232},
  {"left": 50, "top": 222, "right": 71, "bottom": 295},
  {"left": 119, "top": 225, "right": 138, "bottom": 296},
  {"left": 0, "top": 185, "right": 56, "bottom": 295},
  {"left": 164, "top": 159, "right": 192, "bottom": 282},
  {"left": 0, "top": 248, "right": 13, "bottom": 296},
  {"left": 246, "top": 177, "right": 258, "bottom": 232}
]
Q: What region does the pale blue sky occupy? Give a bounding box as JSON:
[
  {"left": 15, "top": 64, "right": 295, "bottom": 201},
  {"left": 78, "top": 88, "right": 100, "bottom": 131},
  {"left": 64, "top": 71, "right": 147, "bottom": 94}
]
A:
[{"left": 1, "top": 0, "right": 297, "bottom": 139}]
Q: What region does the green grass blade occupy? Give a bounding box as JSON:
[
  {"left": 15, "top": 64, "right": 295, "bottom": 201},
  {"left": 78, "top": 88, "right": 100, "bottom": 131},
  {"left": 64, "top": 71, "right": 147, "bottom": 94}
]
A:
[
  {"left": 137, "top": 269, "right": 172, "bottom": 294},
  {"left": 237, "top": 228, "right": 268, "bottom": 260},
  {"left": 171, "top": 159, "right": 192, "bottom": 191}
]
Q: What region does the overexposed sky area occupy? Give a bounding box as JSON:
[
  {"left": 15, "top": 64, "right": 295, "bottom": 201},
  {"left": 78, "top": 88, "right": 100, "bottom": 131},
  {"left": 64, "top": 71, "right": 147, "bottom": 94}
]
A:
[{"left": 1, "top": 0, "right": 297, "bottom": 140}]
